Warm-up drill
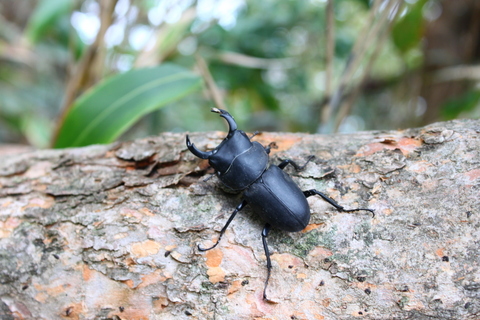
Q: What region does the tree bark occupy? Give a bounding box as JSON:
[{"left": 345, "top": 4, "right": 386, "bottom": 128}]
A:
[{"left": 1, "top": 120, "right": 479, "bottom": 320}]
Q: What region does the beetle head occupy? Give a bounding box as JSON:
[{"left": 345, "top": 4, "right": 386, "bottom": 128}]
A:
[{"left": 186, "top": 108, "right": 252, "bottom": 173}]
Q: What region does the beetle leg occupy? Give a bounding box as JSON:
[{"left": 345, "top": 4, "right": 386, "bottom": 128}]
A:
[
  {"left": 261, "top": 223, "right": 273, "bottom": 300},
  {"left": 202, "top": 172, "right": 216, "bottom": 182},
  {"left": 278, "top": 155, "right": 315, "bottom": 171},
  {"left": 303, "top": 189, "right": 375, "bottom": 217},
  {"left": 198, "top": 200, "right": 247, "bottom": 251}
]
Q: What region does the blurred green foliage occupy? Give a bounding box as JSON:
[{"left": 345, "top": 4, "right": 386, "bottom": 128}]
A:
[
  {"left": 391, "top": 0, "right": 427, "bottom": 54},
  {"left": 441, "top": 90, "right": 480, "bottom": 120},
  {"left": 25, "top": 0, "right": 72, "bottom": 44},
  {"left": 0, "top": 0, "right": 478, "bottom": 149},
  {"left": 54, "top": 64, "right": 202, "bottom": 148}
]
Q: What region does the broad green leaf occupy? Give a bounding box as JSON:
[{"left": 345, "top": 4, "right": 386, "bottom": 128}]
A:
[
  {"left": 25, "top": 0, "right": 72, "bottom": 44},
  {"left": 391, "top": 0, "right": 428, "bottom": 54},
  {"left": 54, "top": 64, "right": 202, "bottom": 148}
]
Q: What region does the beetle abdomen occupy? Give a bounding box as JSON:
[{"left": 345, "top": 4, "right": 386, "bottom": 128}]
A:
[{"left": 244, "top": 165, "right": 310, "bottom": 232}]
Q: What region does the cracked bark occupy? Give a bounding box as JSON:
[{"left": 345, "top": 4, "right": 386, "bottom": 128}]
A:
[{"left": 0, "top": 120, "right": 479, "bottom": 320}]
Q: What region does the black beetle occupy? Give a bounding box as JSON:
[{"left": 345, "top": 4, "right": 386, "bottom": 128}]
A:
[{"left": 186, "top": 108, "right": 374, "bottom": 300}]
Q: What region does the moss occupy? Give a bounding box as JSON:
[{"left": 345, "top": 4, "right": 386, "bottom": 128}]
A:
[
  {"left": 284, "top": 225, "right": 338, "bottom": 258},
  {"left": 398, "top": 296, "right": 409, "bottom": 309},
  {"left": 331, "top": 253, "right": 351, "bottom": 264},
  {"left": 201, "top": 281, "right": 214, "bottom": 291},
  {"left": 354, "top": 222, "right": 374, "bottom": 246}
]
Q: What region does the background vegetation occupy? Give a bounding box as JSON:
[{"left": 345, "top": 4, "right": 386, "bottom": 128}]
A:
[{"left": 0, "top": 0, "right": 479, "bottom": 148}]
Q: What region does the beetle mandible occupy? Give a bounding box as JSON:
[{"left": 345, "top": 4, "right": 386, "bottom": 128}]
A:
[{"left": 186, "top": 108, "right": 374, "bottom": 300}]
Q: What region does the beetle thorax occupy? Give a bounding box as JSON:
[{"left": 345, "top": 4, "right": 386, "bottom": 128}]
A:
[
  {"left": 208, "top": 130, "right": 253, "bottom": 173},
  {"left": 209, "top": 130, "right": 269, "bottom": 191}
]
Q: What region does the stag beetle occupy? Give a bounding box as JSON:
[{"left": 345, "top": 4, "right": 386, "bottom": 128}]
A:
[{"left": 186, "top": 108, "right": 374, "bottom": 300}]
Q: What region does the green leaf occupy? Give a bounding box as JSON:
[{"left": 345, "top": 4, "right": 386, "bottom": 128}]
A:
[
  {"left": 441, "top": 90, "right": 480, "bottom": 120},
  {"left": 391, "top": 0, "right": 428, "bottom": 54},
  {"left": 25, "top": 0, "right": 72, "bottom": 44},
  {"left": 54, "top": 64, "right": 202, "bottom": 148}
]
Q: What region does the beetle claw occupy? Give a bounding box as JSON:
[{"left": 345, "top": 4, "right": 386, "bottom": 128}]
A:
[
  {"left": 198, "top": 241, "right": 220, "bottom": 251},
  {"left": 364, "top": 208, "right": 375, "bottom": 218},
  {"left": 186, "top": 135, "right": 213, "bottom": 159},
  {"left": 210, "top": 108, "right": 237, "bottom": 137}
]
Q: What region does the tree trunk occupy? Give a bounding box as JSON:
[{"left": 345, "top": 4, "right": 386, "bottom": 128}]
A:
[{"left": 1, "top": 119, "right": 479, "bottom": 320}]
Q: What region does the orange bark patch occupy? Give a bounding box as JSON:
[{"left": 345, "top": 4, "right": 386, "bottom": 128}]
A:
[
  {"left": 138, "top": 270, "right": 167, "bottom": 288},
  {"left": 308, "top": 246, "right": 333, "bottom": 259},
  {"left": 0, "top": 217, "right": 22, "bottom": 238},
  {"left": 33, "top": 283, "right": 70, "bottom": 302},
  {"left": 123, "top": 279, "right": 135, "bottom": 289},
  {"left": 353, "top": 281, "right": 377, "bottom": 291},
  {"left": 24, "top": 161, "right": 50, "bottom": 178},
  {"left": 2, "top": 200, "right": 12, "bottom": 207},
  {"left": 207, "top": 267, "right": 225, "bottom": 283},
  {"left": 435, "top": 248, "right": 445, "bottom": 257},
  {"left": 205, "top": 248, "right": 223, "bottom": 267},
  {"left": 350, "top": 164, "right": 362, "bottom": 174},
  {"left": 321, "top": 298, "right": 331, "bottom": 307},
  {"left": 271, "top": 137, "right": 302, "bottom": 152},
  {"left": 152, "top": 296, "right": 169, "bottom": 311},
  {"left": 113, "top": 232, "right": 128, "bottom": 240},
  {"left": 228, "top": 279, "right": 243, "bottom": 295},
  {"left": 34, "top": 291, "right": 48, "bottom": 304},
  {"left": 356, "top": 137, "right": 421, "bottom": 157},
  {"left": 383, "top": 208, "right": 393, "bottom": 215},
  {"left": 60, "top": 302, "right": 84, "bottom": 320},
  {"left": 271, "top": 253, "right": 303, "bottom": 269},
  {"left": 22, "top": 196, "right": 55, "bottom": 210},
  {"left": 165, "top": 245, "right": 177, "bottom": 251},
  {"left": 130, "top": 240, "right": 161, "bottom": 258},
  {"left": 138, "top": 207, "right": 154, "bottom": 216},
  {"left": 121, "top": 208, "right": 143, "bottom": 221},
  {"left": 406, "top": 160, "right": 432, "bottom": 173},
  {"left": 82, "top": 265, "right": 93, "bottom": 281},
  {"left": 205, "top": 249, "right": 225, "bottom": 283},
  {"left": 302, "top": 223, "right": 323, "bottom": 233},
  {"left": 254, "top": 133, "right": 302, "bottom": 153},
  {"left": 465, "top": 169, "right": 480, "bottom": 182}
]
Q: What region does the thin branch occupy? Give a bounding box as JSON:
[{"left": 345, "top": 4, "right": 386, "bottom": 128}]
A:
[
  {"left": 319, "top": 0, "right": 384, "bottom": 132},
  {"left": 334, "top": 0, "right": 405, "bottom": 131},
  {"left": 52, "top": 0, "right": 117, "bottom": 146},
  {"left": 321, "top": 0, "right": 335, "bottom": 126},
  {"left": 195, "top": 54, "right": 226, "bottom": 110},
  {"left": 433, "top": 65, "right": 480, "bottom": 82},
  {"left": 89, "top": 0, "right": 115, "bottom": 84},
  {"left": 134, "top": 8, "right": 197, "bottom": 67},
  {"left": 464, "top": 1, "right": 480, "bottom": 62},
  {"left": 216, "top": 51, "right": 297, "bottom": 69}
]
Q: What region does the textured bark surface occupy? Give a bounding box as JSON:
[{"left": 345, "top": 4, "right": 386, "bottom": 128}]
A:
[{"left": 0, "top": 119, "right": 479, "bottom": 320}]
